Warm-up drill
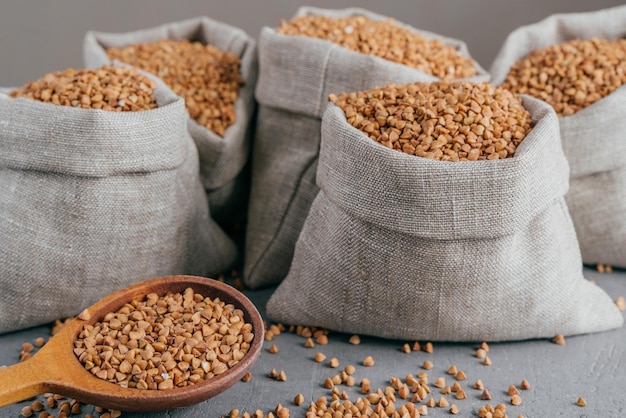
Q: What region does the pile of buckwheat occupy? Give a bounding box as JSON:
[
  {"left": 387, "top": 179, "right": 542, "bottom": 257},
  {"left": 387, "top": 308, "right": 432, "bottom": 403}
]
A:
[
  {"left": 74, "top": 287, "right": 253, "bottom": 390},
  {"left": 107, "top": 39, "right": 243, "bottom": 136},
  {"left": 330, "top": 81, "right": 532, "bottom": 161},
  {"left": 501, "top": 37, "right": 626, "bottom": 116},
  {"left": 276, "top": 15, "right": 477, "bottom": 80},
  {"left": 10, "top": 66, "right": 157, "bottom": 111}
]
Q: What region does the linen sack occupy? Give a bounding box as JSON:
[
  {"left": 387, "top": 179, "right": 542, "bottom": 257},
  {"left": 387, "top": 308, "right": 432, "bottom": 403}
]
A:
[
  {"left": 245, "top": 6, "right": 489, "bottom": 288},
  {"left": 489, "top": 5, "right": 626, "bottom": 268},
  {"left": 84, "top": 16, "right": 258, "bottom": 231},
  {"left": 0, "top": 73, "right": 237, "bottom": 334},
  {"left": 266, "top": 99, "right": 623, "bottom": 341}
]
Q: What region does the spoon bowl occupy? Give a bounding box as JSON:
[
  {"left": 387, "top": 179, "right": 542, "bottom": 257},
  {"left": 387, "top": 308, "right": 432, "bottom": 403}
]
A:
[{"left": 0, "top": 275, "right": 264, "bottom": 412}]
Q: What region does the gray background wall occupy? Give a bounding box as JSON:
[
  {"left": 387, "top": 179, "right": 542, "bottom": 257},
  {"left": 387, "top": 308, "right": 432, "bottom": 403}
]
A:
[{"left": 0, "top": 0, "right": 623, "bottom": 87}]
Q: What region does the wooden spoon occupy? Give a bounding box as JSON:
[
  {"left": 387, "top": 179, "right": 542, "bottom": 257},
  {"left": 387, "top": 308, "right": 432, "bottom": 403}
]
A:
[{"left": 0, "top": 275, "right": 264, "bottom": 412}]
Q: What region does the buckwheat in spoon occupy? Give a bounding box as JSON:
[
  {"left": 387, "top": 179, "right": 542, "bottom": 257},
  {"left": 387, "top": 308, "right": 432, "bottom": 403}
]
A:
[{"left": 0, "top": 276, "right": 264, "bottom": 412}]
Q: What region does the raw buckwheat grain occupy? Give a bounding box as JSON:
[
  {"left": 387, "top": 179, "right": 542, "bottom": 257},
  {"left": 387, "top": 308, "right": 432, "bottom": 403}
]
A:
[
  {"left": 277, "top": 15, "right": 476, "bottom": 80},
  {"left": 331, "top": 81, "right": 532, "bottom": 161},
  {"left": 107, "top": 39, "right": 243, "bottom": 136}
]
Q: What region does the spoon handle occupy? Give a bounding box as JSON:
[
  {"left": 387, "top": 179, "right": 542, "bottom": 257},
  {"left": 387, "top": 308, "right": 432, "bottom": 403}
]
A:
[
  {"left": 0, "top": 354, "right": 49, "bottom": 407},
  {"left": 0, "top": 329, "right": 76, "bottom": 408}
]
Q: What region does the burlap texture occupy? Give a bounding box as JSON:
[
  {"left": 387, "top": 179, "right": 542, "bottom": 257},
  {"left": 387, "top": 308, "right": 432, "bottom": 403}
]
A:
[
  {"left": 0, "top": 72, "right": 237, "bottom": 333},
  {"left": 84, "top": 16, "right": 258, "bottom": 230},
  {"left": 245, "top": 6, "right": 489, "bottom": 288},
  {"left": 266, "top": 98, "right": 623, "bottom": 341},
  {"left": 490, "top": 5, "right": 626, "bottom": 267}
]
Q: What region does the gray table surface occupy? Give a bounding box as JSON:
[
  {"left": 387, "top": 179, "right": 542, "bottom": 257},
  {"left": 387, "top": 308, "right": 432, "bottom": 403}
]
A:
[{"left": 1, "top": 267, "right": 624, "bottom": 418}]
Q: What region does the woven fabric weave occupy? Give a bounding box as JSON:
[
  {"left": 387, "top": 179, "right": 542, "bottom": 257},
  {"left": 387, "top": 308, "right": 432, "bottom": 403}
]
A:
[
  {"left": 245, "top": 6, "right": 489, "bottom": 288},
  {"left": 266, "top": 99, "right": 623, "bottom": 341},
  {"left": 490, "top": 5, "right": 626, "bottom": 267},
  {"left": 0, "top": 73, "right": 236, "bottom": 333},
  {"left": 84, "top": 16, "right": 258, "bottom": 230}
]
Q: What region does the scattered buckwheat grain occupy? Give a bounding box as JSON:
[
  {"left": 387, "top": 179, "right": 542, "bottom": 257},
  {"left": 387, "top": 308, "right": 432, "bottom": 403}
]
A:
[
  {"left": 20, "top": 406, "right": 33, "bottom": 417},
  {"left": 552, "top": 334, "right": 566, "bottom": 345},
  {"left": 316, "top": 334, "right": 329, "bottom": 345},
  {"left": 314, "top": 352, "right": 326, "bottom": 363},
  {"left": 473, "top": 379, "right": 484, "bottom": 390}
]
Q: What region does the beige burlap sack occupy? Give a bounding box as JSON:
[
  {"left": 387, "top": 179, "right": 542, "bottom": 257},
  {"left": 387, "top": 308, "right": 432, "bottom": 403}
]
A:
[
  {"left": 245, "top": 6, "right": 489, "bottom": 288},
  {"left": 266, "top": 98, "right": 623, "bottom": 341},
  {"left": 490, "top": 5, "right": 626, "bottom": 268},
  {"left": 0, "top": 72, "right": 237, "bottom": 334},
  {"left": 84, "top": 16, "right": 257, "bottom": 231}
]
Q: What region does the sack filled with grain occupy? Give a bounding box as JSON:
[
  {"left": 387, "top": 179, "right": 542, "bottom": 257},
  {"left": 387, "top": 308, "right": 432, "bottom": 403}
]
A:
[
  {"left": 84, "top": 16, "right": 257, "bottom": 232},
  {"left": 266, "top": 81, "right": 623, "bottom": 341},
  {"left": 490, "top": 5, "right": 626, "bottom": 269},
  {"left": 0, "top": 65, "right": 237, "bottom": 333},
  {"left": 245, "top": 6, "right": 488, "bottom": 288}
]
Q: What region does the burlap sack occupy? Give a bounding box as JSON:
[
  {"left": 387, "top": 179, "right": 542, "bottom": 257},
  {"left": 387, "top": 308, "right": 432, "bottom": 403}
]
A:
[
  {"left": 245, "top": 6, "right": 489, "bottom": 288},
  {"left": 0, "top": 72, "right": 237, "bottom": 334},
  {"left": 266, "top": 98, "right": 623, "bottom": 341},
  {"left": 84, "top": 16, "right": 257, "bottom": 231},
  {"left": 489, "top": 5, "right": 626, "bottom": 268}
]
